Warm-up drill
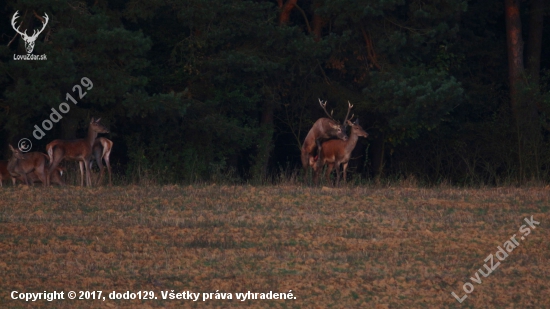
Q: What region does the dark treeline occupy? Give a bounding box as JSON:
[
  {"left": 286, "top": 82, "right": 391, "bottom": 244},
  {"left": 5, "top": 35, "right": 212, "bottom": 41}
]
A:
[{"left": 0, "top": 0, "right": 549, "bottom": 185}]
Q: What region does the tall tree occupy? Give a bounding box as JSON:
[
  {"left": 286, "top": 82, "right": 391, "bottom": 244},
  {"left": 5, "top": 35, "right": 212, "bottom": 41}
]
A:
[
  {"left": 504, "top": 0, "right": 525, "bottom": 114},
  {"left": 504, "top": 0, "right": 547, "bottom": 181},
  {"left": 526, "top": 0, "right": 544, "bottom": 86}
]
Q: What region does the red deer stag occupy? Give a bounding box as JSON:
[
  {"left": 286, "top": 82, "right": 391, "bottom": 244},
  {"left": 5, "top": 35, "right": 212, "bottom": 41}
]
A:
[
  {"left": 6, "top": 145, "right": 48, "bottom": 186},
  {"left": 46, "top": 118, "right": 109, "bottom": 187},
  {"left": 79, "top": 137, "right": 113, "bottom": 186},
  {"left": 313, "top": 119, "right": 368, "bottom": 186},
  {"left": 301, "top": 99, "right": 353, "bottom": 183}
]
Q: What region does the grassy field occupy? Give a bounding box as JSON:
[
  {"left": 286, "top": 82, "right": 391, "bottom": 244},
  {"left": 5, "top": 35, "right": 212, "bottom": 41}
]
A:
[{"left": 0, "top": 184, "right": 548, "bottom": 308}]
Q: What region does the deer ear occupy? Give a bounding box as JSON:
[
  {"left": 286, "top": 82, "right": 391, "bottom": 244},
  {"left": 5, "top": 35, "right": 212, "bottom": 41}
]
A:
[
  {"left": 331, "top": 124, "right": 339, "bottom": 130},
  {"left": 90, "top": 117, "right": 95, "bottom": 123},
  {"left": 346, "top": 120, "right": 353, "bottom": 126},
  {"left": 95, "top": 118, "right": 101, "bottom": 123},
  {"left": 354, "top": 118, "right": 360, "bottom": 125},
  {"left": 9, "top": 144, "right": 15, "bottom": 152}
]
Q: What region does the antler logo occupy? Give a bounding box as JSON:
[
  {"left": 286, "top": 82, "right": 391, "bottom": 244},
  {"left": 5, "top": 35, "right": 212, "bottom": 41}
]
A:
[{"left": 11, "top": 11, "right": 49, "bottom": 54}]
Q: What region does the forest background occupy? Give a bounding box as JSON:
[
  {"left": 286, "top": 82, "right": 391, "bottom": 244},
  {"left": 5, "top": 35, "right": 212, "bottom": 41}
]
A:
[{"left": 0, "top": 0, "right": 549, "bottom": 186}]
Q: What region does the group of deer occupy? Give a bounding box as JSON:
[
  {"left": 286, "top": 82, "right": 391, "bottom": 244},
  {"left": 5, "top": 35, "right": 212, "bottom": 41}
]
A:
[
  {"left": 0, "top": 118, "right": 113, "bottom": 187},
  {"left": 301, "top": 99, "right": 368, "bottom": 186}
]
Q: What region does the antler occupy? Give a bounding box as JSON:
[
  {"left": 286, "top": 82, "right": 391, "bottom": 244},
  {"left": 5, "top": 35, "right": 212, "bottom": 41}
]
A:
[
  {"left": 318, "top": 98, "right": 335, "bottom": 121},
  {"left": 29, "top": 12, "right": 49, "bottom": 39},
  {"left": 11, "top": 11, "right": 49, "bottom": 39},
  {"left": 11, "top": 11, "right": 27, "bottom": 37},
  {"left": 343, "top": 101, "right": 354, "bottom": 127}
]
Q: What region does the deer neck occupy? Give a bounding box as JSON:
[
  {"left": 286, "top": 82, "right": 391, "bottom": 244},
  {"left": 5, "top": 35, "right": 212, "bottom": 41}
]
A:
[
  {"left": 344, "top": 133, "right": 359, "bottom": 154},
  {"left": 319, "top": 119, "right": 338, "bottom": 139},
  {"left": 86, "top": 126, "right": 98, "bottom": 148},
  {"left": 305, "top": 120, "right": 330, "bottom": 150},
  {"left": 7, "top": 155, "right": 18, "bottom": 174}
]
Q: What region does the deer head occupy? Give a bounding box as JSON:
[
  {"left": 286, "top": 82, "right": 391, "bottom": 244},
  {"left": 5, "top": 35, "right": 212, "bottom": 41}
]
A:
[
  {"left": 318, "top": 98, "right": 354, "bottom": 140},
  {"left": 347, "top": 119, "right": 368, "bottom": 138},
  {"left": 11, "top": 11, "right": 49, "bottom": 54},
  {"left": 9, "top": 144, "right": 25, "bottom": 160},
  {"left": 323, "top": 122, "right": 345, "bottom": 141},
  {"left": 90, "top": 118, "right": 110, "bottom": 134}
]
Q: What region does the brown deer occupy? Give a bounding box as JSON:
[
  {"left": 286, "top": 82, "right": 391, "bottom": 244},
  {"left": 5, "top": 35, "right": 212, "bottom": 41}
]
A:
[
  {"left": 301, "top": 99, "right": 353, "bottom": 182},
  {"left": 46, "top": 118, "right": 109, "bottom": 187},
  {"left": 20, "top": 165, "right": 65, "bottom": 185},
  {"left": 313, "top": 119, "right": 368, "bottom": 186},
  {"left": 1, "top": 157, "right": 63, "bottom": 186},
  {"left": 7, "top": 145, "right": 48, "bottom": 186},
  {"left": 79, "top": 137, "right": 113, "bottom": 186}
]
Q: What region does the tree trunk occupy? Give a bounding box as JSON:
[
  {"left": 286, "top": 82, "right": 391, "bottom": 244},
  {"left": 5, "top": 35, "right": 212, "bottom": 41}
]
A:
[
  {"left": 279, "top": 0, "right": 297, "bottom": 25},
  {"left": 504, "top": 0, "right": 525, "bottom": 115},
  {"left": 505, "top": 0, "right": 525, "bottom": 181},
  {"left": 526, "top": 0, "right": 544, "bottom": 86},
  {"left": 311, "top": 2, "right": 325, "bottom": 42},
  {"left": 504, "top": 0, "right": 543, "bottom": 181}
]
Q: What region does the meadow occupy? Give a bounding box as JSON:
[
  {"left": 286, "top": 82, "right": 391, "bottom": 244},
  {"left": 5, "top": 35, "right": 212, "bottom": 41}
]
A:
[{"left": 0, "top": 184, "right": 548, "bottom": 308}]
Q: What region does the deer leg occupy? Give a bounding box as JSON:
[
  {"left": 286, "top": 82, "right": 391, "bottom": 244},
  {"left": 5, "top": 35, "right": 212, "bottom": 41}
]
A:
[
  {"left": 314, "top": 139, "right": 324, "bottom": 170},
  {"left": 301, "top": 148, "right": 310, "bottom": 185},
  {"left": 311, "top": 155, "right": 318, "bottom": 186},
  {"left": 22, "top": 173, "right": 31, "bottom": 186},
  {"left": 37, "top": 160, "right": 47, "bottom": 187},
  {"left": 57, "top": 168, "right": 66, "bottom": 186},
  {"left": 342, "top": 162, "right": 348, "bottom": 185},
  {"left": 37, "top": 170, "right": 47, "bottom": 186},
  {"left": 11, "top": 177, "right": 16, "bottom": 186},
  {"left": 95, "top": 155, "right": 104, "bottom": 186},
  {"left": 78, "top": 161, "right": 85, "bottom": 187},
  {"left": 312, "top": 163, "right": 321, "bottom": 186},
  {"left": 84, "top": 159, "right": 92, "bottom": 187},
  {"left": 303, "top": 160, "right": 310, "bottom": 185},
  {"left": 48, "top": 150, "right": 63, "bottom": 186},
  {"left": 307, "top": 155, "right": 318, "bottom": 186},
  {"left": 335, "top": 163, "right": 341, "bottom": 187},
  {"left": 103, "top": 144, "right": 112, "bottom": 186},
  {"left": 325, "top": 163, "right": 334, "bottom": 186},
  {"left": 105, "top": 157, "right": 112, "bottom": 186}
]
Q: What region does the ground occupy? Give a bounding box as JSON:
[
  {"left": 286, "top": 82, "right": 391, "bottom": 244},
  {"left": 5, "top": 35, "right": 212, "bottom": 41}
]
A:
[{"left": 0, "top": 185, "right": 548, "bottom": 308}]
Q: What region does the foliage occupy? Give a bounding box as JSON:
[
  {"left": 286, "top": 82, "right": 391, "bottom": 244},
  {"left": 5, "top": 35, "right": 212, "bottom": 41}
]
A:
[
  {"left": 365, "top": 67, "right": 463, "bottom": 145},
  {"left": 0, "top": 0, "right": 549, "bottom": 184}
]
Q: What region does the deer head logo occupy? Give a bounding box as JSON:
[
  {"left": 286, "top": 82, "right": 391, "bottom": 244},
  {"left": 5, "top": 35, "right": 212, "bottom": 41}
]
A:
[{"left": 11, "top": 11, "right": 49, "bottom": 54}]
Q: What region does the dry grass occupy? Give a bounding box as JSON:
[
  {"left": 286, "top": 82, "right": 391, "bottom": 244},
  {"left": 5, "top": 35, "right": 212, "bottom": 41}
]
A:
[{"left": 0, "top": 185, "right": 549, "bottom": 308}]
